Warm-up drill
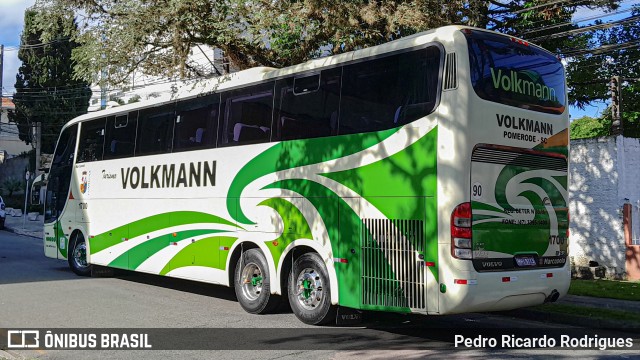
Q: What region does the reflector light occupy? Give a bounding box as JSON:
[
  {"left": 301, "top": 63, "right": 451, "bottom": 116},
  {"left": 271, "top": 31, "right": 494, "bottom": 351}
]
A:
[
  {"left": 510, "top": 37, "right": 529, "bottom": 46},
  {"left": 453, "top": 248, "right": 472, "bottom": 259},
  {"left": 451, "top": 202, "right": 472, "bottom": 260},
  {"left": 333, "top": 258, "right": 348, "bottom": 264},
  {"left": 219, "top": 246, "right": 230, "bottom": 251},
  {"left": 426, "top": 262, "right": 436, "bottom": 267},
  {"left": 454, "top": 279, "right": 477, "bottom": 285}
]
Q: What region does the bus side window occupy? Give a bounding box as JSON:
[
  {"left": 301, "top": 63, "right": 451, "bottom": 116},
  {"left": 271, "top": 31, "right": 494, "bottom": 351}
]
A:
[
  {"left": 173, "top": 94, "right": 219, "bottom": 152},
  {"left": 77, "top": 119, "right": 106, "bottom": 163},
  {"left": 219, "top": 82, "right": 274, "bottom": 147},
  {"left": 136, "top": 104, "right": 176, "bottom": 156},
  {"left": 274, "top": 68, "right": 341, "bottom": 141},
  {"left": 339, "top": 47, "right": 440, "bottom": 135},
  {"left": 103, "top": 111, "right": 138, "bottom": 160}
]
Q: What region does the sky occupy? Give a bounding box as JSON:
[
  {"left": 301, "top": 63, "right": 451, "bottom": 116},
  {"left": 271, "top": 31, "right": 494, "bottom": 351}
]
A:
[
  {"left": 0, "top": 0, "right": 630, "bottom": 120},
  {"left": 0, "top": 0, "right": 36, "bottom": 98}
]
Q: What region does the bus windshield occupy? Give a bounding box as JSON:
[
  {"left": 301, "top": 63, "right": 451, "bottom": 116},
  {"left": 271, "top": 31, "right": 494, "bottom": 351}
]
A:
[{"left": 464, "top": 29, "right": 566, "bottom": 114}]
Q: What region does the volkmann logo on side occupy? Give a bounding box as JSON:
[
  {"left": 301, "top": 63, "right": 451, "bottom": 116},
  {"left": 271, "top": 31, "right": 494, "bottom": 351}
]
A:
[
  {"left": 120, "top": 161, "right": 216, "bottom": 189},
  {"left": 490, "top": 68, "right": 557, "bottom": 102}
]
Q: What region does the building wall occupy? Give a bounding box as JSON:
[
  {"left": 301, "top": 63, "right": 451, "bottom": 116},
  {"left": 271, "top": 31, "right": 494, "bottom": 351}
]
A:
[
  {"left": 569, "top": 136, "right": 640, "bottom": 278},
  {"left": 0, "top": 155, "right": 29, "bottom": 190},
  {"left": 0, "top": 99, "right": 32, "bottom": 158}
]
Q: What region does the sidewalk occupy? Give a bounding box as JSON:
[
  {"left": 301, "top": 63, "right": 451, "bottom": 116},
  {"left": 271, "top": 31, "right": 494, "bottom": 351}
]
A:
[{"left": 2, "top": 213, "right": 44, "bottom": 239}]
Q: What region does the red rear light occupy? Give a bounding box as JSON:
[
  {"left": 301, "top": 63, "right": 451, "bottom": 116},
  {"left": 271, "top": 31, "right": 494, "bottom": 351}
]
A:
[{"left": 451, "top": 202, "right": 472, "bottom": 260}]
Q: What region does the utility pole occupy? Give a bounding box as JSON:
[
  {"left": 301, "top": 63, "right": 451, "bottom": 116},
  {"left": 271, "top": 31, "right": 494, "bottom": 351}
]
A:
[
  {"left": 35, "top": 122, "right": 41, "bottom": 177},
  {"left": 610, "top": 76, "right": 622, "bottom": 136},
  {"left": 0, "top": 45, "right": 4, "bottom": 98}
]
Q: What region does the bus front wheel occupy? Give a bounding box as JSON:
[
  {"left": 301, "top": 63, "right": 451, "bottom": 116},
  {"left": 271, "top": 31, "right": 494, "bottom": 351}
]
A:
[
  {"left": 234, "top": 248, "right": 280, "bottom": 314},
  {"left": 68, "top": 233, "right": 91, "bottom": 277},
  {"left": 288, "top": 253, "right": 336, "bottom": 325}
]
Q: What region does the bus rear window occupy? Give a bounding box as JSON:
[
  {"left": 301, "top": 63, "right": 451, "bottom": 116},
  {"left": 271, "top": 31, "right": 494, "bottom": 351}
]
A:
[{"left": 464, "top": 30, "right": 565, "bottom": 114}]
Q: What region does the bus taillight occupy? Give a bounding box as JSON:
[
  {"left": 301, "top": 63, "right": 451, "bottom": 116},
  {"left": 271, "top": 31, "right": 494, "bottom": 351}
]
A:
[{"left": 451, "top": 202, "right": 472, "bottom": 259}]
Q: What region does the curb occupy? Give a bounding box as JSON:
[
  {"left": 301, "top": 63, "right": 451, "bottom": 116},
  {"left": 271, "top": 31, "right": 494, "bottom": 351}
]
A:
[
  {"left": 2, "top": 226, "right": 41, "bottom": 239},
  {"left": 0, "top": 350, "right": 19, "bottom": 360},
  {"left": 499, "top": 308, "right": 640, "bottom": 333}
]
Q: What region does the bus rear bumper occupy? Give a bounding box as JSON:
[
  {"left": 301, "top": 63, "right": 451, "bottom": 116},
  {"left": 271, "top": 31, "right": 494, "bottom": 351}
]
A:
[{"left": 437, "top": 266, "right": 570, "bottom": 314}]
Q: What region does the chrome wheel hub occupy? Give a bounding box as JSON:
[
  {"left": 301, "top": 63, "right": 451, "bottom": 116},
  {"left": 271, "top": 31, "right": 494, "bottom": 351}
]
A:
[
  {"left": 73, "top": 242, "right": 88, "bottom": 268},
  {"left": 295, "top": 268, "right": 324, "bottom": 310},
  {"left": 240, "top": 262, "right": 263, "bottom": 301}
]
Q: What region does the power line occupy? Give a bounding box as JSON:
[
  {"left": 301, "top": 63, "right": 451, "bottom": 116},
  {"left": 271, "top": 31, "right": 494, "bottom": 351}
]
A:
[
  {"left": 529, "top": 15, "right": 640, "bottom": 42},
  {"left": 509, "top": 0, "right": 580, "bottom": 15},
  {"left": 3, "top": 38, "right": 72, "bottom": 52},
  {"left": 520, "top": 5, "right": 636, "bottom": 36},
  {"left": 560, "top": 40, "right": 640, "bottom": 57}
]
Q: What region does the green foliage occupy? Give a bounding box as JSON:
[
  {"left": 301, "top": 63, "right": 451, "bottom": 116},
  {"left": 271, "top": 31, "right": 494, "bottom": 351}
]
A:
[
  {"left": 127, "top": 94, "right": 141, "bottom": 104},
  {"left": 109, "top": 94, "right": 125, "bottom": 105},
  {"left": 8, "top": 8, "right": 91, "bottom": 154},
  {"left": 1, "top": 178, "right": 24, "bottom": 197},
  {"left": 569, "top": 279, "right": 640, "bottom": 301},
  {"left": 31, "top": 0, "right": 618, "bottom": 88},
  {"left": 532, "top": 303, "right": 640, "bottom": 324},
  {"left": 566, "top": 5, "right": 640, "bottom": 137},
  {"left": 570, "top": 115, "right": 610, "bottom": 139},
  {"left": 28, "top": 0, "right": 629, "bottom": 121}
]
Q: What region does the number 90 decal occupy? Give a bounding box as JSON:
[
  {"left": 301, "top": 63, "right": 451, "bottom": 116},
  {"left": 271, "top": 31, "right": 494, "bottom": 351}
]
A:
[{"left": 472, "top": 182, "right": 483, "bottom": 200}]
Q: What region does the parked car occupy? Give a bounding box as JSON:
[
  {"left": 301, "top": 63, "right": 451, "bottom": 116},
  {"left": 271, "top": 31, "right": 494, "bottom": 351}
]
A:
[{"left": 0, "top": 196, "right": 5, "bottom": 230}]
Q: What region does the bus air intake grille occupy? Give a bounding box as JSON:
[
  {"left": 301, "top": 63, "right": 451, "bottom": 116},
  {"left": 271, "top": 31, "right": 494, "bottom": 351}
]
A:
[
  {"left": 444, "top": 52, "right": 457, "bottom": 90},
  {"left": 471, "top": 147, "right": 567, "bottom": 172},
  {"left": 361, "top": 219, "right": 426, "bottom": 310}
]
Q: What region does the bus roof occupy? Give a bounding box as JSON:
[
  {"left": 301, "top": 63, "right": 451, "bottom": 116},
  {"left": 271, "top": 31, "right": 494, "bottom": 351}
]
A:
[{"left": 63, "top": 25, "right": 550, "bottom": 127}]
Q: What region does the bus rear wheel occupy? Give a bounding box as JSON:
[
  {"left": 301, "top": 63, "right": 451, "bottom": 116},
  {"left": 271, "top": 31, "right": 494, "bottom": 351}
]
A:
[
  {"left": 234, "top": 248, "right": 280, "bottom": 314},
  {"left": 68, "top": 234, "right": 91, "bottom": 277},
  {"left": 288, "top": 253, "right": 336, "bottom": 325}
]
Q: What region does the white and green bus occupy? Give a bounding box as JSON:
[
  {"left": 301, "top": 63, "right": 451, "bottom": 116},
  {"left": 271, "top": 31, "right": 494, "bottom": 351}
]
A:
[{"left": 44, "top": 26, "right": 569, "bottom": 325}]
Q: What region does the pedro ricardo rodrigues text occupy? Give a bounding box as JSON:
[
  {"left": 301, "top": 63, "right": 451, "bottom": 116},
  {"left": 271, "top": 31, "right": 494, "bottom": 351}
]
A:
[{"left": 455, "top": 334, "right": 634, "bottom": 350}]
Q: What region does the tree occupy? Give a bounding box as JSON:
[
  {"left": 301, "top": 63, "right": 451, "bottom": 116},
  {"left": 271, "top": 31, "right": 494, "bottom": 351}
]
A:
[
  {"left": 1, "top": 178, "right": 23, "bottom": 197},
  {"left": 8, "top": 8, "right": 92, "bottom": 154},
  {"left": 30, "top": 0, "right": 620, "bottom": 102},
  {"left": 570, "top": 115, "right": 610, "bottom": 139}
]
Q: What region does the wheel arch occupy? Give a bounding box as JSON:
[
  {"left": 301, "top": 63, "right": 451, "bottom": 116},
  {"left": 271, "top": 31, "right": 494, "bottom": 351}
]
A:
[
  {"left": 68, "top": 228, "right": 87, "bottom": 259},
  {"left": 227, "top": 241, "right": 260, "bottom": 288}
]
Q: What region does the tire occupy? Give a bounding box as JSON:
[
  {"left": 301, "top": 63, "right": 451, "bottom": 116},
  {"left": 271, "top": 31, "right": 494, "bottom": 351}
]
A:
[
  {"left": 68, "top": 234, "right": 91, "bottom": 276},
  {"left": 288, "top": 253, "right": 336, "bottom": 325},
  {"left": 234, "top": 248, "right": 281, "bottom": 314}
]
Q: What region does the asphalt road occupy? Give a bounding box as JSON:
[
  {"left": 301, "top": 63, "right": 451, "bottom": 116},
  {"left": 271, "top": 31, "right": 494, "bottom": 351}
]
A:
[{"left": 0, "top": 230, "right": 638, "bottom": 360}]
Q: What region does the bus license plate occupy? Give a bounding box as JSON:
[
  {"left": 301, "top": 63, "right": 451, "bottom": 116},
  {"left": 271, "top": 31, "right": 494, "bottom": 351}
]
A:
[{"left": 515, "top": 256, "right": 536, "bottom": 267}]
